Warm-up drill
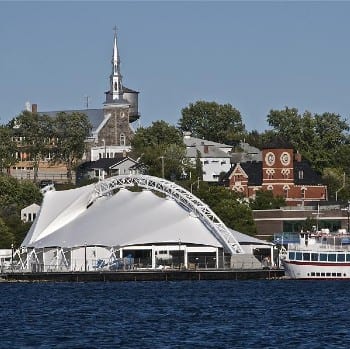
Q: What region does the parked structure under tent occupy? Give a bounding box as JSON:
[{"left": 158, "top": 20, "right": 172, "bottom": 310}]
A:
[{"left": 17, "top": 175, "right": 274, "bottom": 272}]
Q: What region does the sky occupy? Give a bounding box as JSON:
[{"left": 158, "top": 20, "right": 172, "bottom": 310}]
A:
[{"left": 1, "top": 1, "right": 350, "bottom": 132}]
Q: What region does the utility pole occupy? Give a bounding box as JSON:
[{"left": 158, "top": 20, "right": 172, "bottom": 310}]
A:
[{"left": 160, "top": 156, "right": 165, "bottom": 178}]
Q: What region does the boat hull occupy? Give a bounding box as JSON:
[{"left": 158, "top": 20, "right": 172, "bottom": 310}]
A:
[{"left": 282, "top": 260, "right": 350, "bottom": 279}]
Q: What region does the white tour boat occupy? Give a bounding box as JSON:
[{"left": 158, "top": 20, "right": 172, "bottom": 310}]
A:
[{"left": 280, "top": 230, "right": 350, "bottom": 280}]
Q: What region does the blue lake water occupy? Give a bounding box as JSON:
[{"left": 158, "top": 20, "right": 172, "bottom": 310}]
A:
[{"left": 0, "top": 280, "right": 349, "bottom": 348}]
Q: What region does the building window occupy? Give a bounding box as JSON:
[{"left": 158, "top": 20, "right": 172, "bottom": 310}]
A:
[
  {"left": 298, "top": 170, "right": 304, "bottom": 180},
  {"left": 120, "top": 133, "right": 126, "bottom": 146}
]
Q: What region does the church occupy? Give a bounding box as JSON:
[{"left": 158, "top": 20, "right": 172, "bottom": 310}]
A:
[{"left": 11, "top": 31, "right": 140, "bottom": 182}]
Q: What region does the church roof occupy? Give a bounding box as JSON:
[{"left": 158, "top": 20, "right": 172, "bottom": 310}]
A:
[{"left": 41, "top": 108, "right": 104, "bottom": 133}]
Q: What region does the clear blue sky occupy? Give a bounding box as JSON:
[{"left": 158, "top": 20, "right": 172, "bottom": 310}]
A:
[{"left": 1, "top": 1, "right": 350, "bottom": 132}]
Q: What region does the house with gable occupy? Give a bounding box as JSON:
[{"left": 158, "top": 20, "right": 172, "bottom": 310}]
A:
[{"left": 183, "top": 133, "right": 232, "bottom": 182}]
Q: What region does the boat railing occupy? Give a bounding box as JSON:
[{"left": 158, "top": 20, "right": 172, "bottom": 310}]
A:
[{"left": 287, "top": 243, "right": 350, "bottom": 252}]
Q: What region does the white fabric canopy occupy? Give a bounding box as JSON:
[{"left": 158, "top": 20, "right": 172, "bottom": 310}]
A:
[{"left": 22, "top": 187, "right": 222, "bottom": 249}]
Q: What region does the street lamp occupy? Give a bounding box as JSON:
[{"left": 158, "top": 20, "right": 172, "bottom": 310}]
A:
[
  {"left": 178, "top": 239, "right": 181, "bottom": 270},
  {"left": 347, "top": 201, "right": 350, "bottom": 233},
  {"left": 341, "top": 201, "right": 350, "bottom": 233},
  {"left": 190, "top": 178, "right": 200, "bottom": 194},
  {"left": 11, "top": 243, "right": 14, "bottom": 272},
  {"left": 159, "top": 156, "right": 165, "bottom": 178},
  {"left": 84, "top": 243, "right": 87, "bottom": 272},
  {"left": 102, "top": 139, "right": 106, "bottom": 158}
]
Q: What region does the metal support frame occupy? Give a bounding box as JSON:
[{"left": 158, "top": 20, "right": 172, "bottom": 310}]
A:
[{"left": 87, "top": 174, "right": 243, "bottom": 255}]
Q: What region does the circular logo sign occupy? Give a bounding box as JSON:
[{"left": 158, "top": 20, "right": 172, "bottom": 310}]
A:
[
  {"left": 280, "top": 152, "right": 291, "bottom": 166},
  {"left": 265, "top": 152, "right": 275, "bottom": 166}
]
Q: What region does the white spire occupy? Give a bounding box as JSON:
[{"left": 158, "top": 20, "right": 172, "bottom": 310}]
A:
[{"left": 110, "top": 26, "right": 123, "bottom": 101}]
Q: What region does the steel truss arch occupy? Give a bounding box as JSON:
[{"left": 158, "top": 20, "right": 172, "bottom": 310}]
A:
[{"left": 88, "top": 175, "right": 243, "bottom": 255}]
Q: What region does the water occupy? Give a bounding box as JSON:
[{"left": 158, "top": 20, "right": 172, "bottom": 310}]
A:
[{"left": 0, "top": 280, "right": 349, "bottom": 348}]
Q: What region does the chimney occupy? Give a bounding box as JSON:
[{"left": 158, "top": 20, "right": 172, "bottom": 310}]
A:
[
  {"left": 123, "top": 149, "right": 127, "bottom": 158},
  {"left": 31, "top": 104, "right": 38, "bottom": 113},
  {"left": 295, "top": 151, "right": 302, "bottom": 162},
  {"left": 204, "top": 145, "right": 209, "bottom": 153}
]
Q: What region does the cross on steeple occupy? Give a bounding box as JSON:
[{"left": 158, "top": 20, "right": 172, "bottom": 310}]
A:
[{"left": 113, "top": 25, "right": 117, "bottom": 36}]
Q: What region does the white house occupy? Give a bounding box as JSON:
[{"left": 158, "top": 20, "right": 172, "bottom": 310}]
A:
[
  {"left": 21, "top": 203, "right": 40, "bottom": 223},
  {"left": 183, "top": 134, "right": 232, "bottom": 182}
]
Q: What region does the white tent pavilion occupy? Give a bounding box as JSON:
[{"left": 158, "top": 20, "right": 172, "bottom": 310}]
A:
[{"left": 19, "top": 175, "right": 274, "bottom": 272}]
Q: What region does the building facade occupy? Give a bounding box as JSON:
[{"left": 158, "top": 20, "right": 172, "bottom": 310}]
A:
[{"left": 226, "top": 148, "right": 327, "bottom": 206}]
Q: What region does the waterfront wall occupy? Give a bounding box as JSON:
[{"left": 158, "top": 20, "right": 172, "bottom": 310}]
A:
[{"left": 0, "top": 269, "right": 284, "bottom": 282}]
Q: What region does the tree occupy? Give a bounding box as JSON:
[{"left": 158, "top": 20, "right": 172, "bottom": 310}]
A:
[
  {"left": 266, "top": 107, "right": 350, "bottom": 172},
  {"left": 250, "top": 190, "right": 286, "bottom": 210},
  {"left": 191, "top": 183, "right": 256, "bottom": 235},
  {"left": 0, "top": 125, "right": 17, "bottom": 174},
  {"left": 0, "top": 217, "right": 14, "bottom": 249},
  {"left": 322, "top": 168, "right": 348, "bottom": 201},
  {"left": 0, "top": 175, "right": 42, "bottom": 247},
  {"left": 178, "top": 101, "right": 245, "bottom": 144},
  {"left": 10, "top": 111, "right": 53, "bottom": 182},
  {"left": 52, "top": 112, "right": 92, "bottom": 183},
  {"left": 132, "top": 120, "right": 189, "bottom": 179}
]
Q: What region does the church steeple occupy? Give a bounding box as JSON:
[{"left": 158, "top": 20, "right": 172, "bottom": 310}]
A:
[{"left": 109, "top": 27, "right": 123, "bottom": 102}]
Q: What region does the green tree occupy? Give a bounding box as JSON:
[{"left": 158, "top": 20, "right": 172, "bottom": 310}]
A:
[
  {"left": 191, "top": 183, "right": 256, "bottom": 235},
  {"left": 0, "top": 175, "right": 42, "bottom": 208},
  {"left": 132, "top": 120, "right": 189, "bottom": 179},
  {"left": 0, "top": 217, "right": 15, "bottom": 249},
  {"left": 0, "top": 175, "right": 41, "bottom": 247},
  {"left": 250, "top": 190, "right": 286, "bottom": 210},
  {"left": 266, "top": 107, "right": 350, "bottom": 172},
  {"left": 53, "top": 112, "right": 92, "bottom": 183},
  {"left": 0, "top": 125, "right": 17, "bottom": 174},
  {"left": 10, "top": 111, "right": 53, "bottom": 182},
  {"left": 178, "top": 101, "right": 245, "bottom": 144}
]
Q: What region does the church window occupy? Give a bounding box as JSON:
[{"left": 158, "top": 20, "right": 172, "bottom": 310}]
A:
[
  {"left": 299, "top": 170, "right": 304, "bottom": 180},
  {"left": 120, "top": 133, "right": 126, "bottom": 146}
]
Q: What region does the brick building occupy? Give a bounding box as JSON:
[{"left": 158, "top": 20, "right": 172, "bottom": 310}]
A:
[{"left": 225, "top": 148, "right": 327, "bottom": 206}]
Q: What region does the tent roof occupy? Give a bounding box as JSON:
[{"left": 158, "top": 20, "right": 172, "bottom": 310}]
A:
[{"left": 23, "top": 187, "right": 223, "bottom": 249}]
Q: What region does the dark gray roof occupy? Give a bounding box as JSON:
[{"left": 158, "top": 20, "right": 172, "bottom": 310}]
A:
[
  {"left": 294, "top": 160, "right": 323, "bottom": 185},
  {"left": 224, "top": 159, "right": 322, "bottom": 187},
  {"left": 241, "top": 162, "right": 263, "bottom": 186},
  {"left": 41, "top": 108, "right": 104, "bottom": 132}
]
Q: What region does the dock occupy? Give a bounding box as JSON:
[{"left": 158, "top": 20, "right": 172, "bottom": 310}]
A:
[{"left": 0, "top": 269, "right": 285, "bottom": 282}]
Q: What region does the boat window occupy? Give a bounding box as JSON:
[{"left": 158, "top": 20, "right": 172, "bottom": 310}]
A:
[
  {"left": 332, "top": 273, "right": 337, "bottom": 277},
  {"left": 321, "top": 273, "right": 325, "bottom": 277},
  {"left": 326, "top": 273, "right": 331, "bottom": 277},
  {"left": 288, "top": 252, "right": 295, "bottom": 260},
  {"left": 320, "top": 254, "right": 327, "bottom": 261},
  {"left": 337, "top": 254, "right": 345, "bottom": 262},
  {"left": 311, "top": 253, "right": 318, "bottom": 261},
  {"left": 346, "top": 254, "right": 350, "bottom": 262},
  {"left": 295, "top": 252, "right": 302, "bottom": 261},
  {"left": 328, "top": 254, "right": 336, "bottom": 262},
  {"left": 316, "top": 273, "right": 320, "bottom": 276},
  {"left": 311, "top": 272, "right": 315, "bottom": 277},
  {"left": 303, "top": 253, "right": 310, "bottom": 261}
]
